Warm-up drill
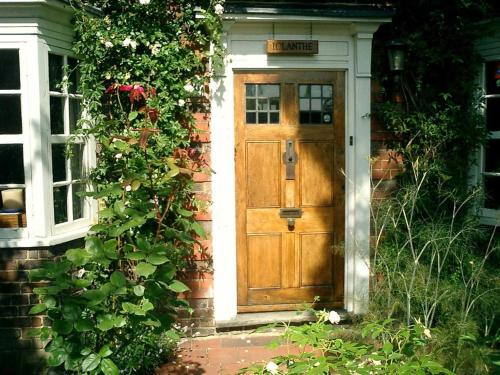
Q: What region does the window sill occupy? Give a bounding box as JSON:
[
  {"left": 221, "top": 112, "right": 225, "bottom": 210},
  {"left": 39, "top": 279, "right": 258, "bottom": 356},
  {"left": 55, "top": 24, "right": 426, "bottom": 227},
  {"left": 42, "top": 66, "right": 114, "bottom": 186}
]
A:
[
  {"left": 0, "top": 226, "right": 89, "bottom": 248},
  {"left": 480, "top": 208, "right": 500, "bottom": 226}
]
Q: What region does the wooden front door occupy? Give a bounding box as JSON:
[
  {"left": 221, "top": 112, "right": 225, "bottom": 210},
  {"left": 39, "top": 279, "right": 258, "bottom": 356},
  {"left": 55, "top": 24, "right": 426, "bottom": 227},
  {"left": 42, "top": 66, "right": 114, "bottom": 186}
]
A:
[{"left": 235, "top": 71, "right": 345, "bottom": 312}]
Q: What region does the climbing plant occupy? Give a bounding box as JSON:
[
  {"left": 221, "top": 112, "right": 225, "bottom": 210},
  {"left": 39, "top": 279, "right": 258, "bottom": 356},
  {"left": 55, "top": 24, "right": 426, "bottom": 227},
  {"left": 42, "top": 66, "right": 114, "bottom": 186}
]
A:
[{"left": 28, "top": 0, "right": 224, "bottom": 373}]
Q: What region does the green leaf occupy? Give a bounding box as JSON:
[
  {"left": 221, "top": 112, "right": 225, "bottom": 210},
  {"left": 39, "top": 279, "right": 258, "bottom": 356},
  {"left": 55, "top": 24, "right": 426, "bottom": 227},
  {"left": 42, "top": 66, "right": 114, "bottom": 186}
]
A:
[
  {"left": 191, "top": 221, "right": 206, "bottom": 237},
  {"left": 99, "top": 344, "right": 113, "bottom": 358},
  {"left": 131, "top": 180, "right": 141, "bottom": 191},
  {"left": 98, "top": 208, "right": 115, "bottom": 219},
  {"left": 136, "top": 236, "right": 151, "bottom": 252},
  {"left": 158, "top": 264, "right": 176, "bottom": 282},
  {"left": 168, "top": 280, "right": 190, "bottom": 293},
  {"left": 126, "top": 251, "right": 146, "bottom": 260},
  {"left": 53, "top": 320, "right": 73, "bottom": 335},
  {"left": 146, "top": 254, "right": 168, "bottom": 265},
  {"left": 122, "top": 302, "right": 146, "bottom": 316},
  {"left": 103, "top": 239, "right": 119, "bottom": 260},
  {"left": 133, "top": 285, "right": 145, "bottom": 296},
  {"left": 75, "top": 319, "right": 93, "bottom": 332},
  {"left": 82, "top": 353, "right": 101, "bottom": 372},
  {"left": 113, "top": 201, "right": 126, "bottom": 216},
  {"left": 29, "top": 304, "right": 47, "bottom": 315},
  {"left": 142, "top": 319, "right": 161, "bottom": 327},
  {"left": 62, "top": 304, "right": 81, "bottom": 321},
  {"left": 100, "top": 358, "right": 119, "bottom": 375},
  {"left": 33, "top": 286, "right": 61, "bottom": 295},
  {"left": 136, "top": 262, "right": 157, "bottom": 277},
  {"left": 110, "top": 271, "right": 126, "bottom": 287},
  {"left": 82, "top": 289, "right": 106, "bottom": 303},
  {"left": 80, "top": 348, "right": 91, "bottom": 356},
  {"left": 47, "top": 348, "right": 67, "bottom": 367},
  {"left": 382, "top": 341, "right": 394, "bottom": 355},
  {"left": 128, "top": 111, "right": 138, "bottom": 121},
  {"left": 72, "top": 278, "right": 92, "bottom": 288},
  {"left": 97, "top": 314, "right": 116, "bottom": 331},
  {"left": 177, "top": 208, "right": 193, "bottom": 217},
  {"left": 65, "top": 248, "right": 90, "bottom": 266}
]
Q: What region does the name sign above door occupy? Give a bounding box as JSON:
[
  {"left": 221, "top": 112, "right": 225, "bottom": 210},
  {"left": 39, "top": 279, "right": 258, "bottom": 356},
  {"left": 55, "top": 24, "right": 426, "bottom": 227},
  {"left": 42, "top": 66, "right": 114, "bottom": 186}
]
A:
[{"left": 266, "top": 40, "right": 319, "bottom": 55}]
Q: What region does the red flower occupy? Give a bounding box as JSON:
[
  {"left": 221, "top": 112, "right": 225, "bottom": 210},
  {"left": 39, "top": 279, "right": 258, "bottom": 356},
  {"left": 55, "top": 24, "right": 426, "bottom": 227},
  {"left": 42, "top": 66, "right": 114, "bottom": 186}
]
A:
[
  {"left": 119, "top": 84, "right": 133, "bottom": 92},
  {"left": 105, "top": 85, "right": 116, "bottom": 94},
  {"left": 129, "top": 84, "right": 146, "bottom": 103}
]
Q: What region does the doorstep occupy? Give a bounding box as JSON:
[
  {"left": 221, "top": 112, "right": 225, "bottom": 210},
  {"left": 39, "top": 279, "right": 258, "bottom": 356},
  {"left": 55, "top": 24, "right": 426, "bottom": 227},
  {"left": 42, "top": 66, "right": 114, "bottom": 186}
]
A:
[{"left": 215, "top": 309, "right": 348, "bottom": 332}]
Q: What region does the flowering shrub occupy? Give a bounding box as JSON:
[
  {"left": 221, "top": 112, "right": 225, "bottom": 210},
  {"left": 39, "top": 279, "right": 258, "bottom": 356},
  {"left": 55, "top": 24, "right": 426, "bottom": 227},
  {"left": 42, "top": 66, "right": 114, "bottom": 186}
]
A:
[
  {"left": 241, "top": 311, "right": 453, "bottom": 375},
  {"left": 28, "top": 0, "right": 223, "bottom": 373}
]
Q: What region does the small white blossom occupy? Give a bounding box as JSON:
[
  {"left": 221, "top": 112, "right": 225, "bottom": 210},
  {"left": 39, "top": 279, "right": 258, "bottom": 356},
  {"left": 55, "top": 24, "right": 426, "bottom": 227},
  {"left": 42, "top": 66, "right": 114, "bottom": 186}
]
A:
[
  {"left": 115, "top": 153, "right": 123, "bottom": 159},
  {"left": 122, "top": 37, "right": 134, "bottom": 48},
  {"left": 124, "top": 72, "right": 131, "bottom": 81},
  {"left": 104, "top": 41, "right": 113, "bottom": 48},
  {"left": 150, "top": 42, "right": 161, "bottom": 55},
  {"left": 214, "top": 3, "right": 224, "bottom": 15},
  {"left": 328, "top": 310, "right": 341, "bottom": 324},
  {"left": 424, "top": 328, "right": 432, "bottom": 339},
  {"left": 314, "top": 362, "right": 320, "bottom": 367},
  {"left": 265, "top": 361, "right": 278, "bottom": 374},
  {"left": 76, "top": 268, "right": 86, "bottom": 278},
  {"left": 178, "top": 99, "right": 186, "bottom": 106},
  {"left": 183, "top": 83, "right": 195, "bottom": 93},
  {"left": 105, "top": 72, "right": 112, "bottom": 80},
  {"left": 372, "top": 360, "right": 382, "bottom": 366},
  {"left": 125, "top": 184, "right": 132, "bottom": 192},
  {"left": 139, "top": 0, "right": 150, "bottom": 4},
  {"left": 130, "top": 40, "right": 137, "bottom": 49}
]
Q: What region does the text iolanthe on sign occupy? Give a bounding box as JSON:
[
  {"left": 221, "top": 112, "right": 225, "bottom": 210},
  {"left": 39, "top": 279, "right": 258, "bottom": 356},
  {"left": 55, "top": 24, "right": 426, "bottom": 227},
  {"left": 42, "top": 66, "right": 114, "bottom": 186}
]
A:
[{"left": 267, "top": 40, "right": 319, "bottom": 55}]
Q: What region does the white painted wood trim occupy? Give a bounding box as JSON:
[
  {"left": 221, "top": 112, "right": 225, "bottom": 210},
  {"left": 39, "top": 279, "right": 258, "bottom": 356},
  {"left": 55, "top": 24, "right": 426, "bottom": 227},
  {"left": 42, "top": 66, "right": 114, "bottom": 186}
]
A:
[{"left": 212, "top": 19, "right": 386, "bottom": 320}]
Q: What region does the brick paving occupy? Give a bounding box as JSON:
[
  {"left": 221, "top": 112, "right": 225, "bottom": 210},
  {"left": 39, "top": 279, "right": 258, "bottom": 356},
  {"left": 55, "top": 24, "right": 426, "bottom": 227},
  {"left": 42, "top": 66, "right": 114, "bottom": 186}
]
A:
[{"left": 156, "top": 331, "right": 303, "bottom": 375}]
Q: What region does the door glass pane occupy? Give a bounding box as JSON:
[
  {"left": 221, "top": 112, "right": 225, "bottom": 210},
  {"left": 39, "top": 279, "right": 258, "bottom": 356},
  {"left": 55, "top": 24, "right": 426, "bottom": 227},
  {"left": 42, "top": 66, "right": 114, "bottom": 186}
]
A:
[
  {"left": 52, "top": 144, "right": 67, "bottom": 182},
  {"left": 245, "top": 84, "right": 280, "bottom": 125},
  {"left": 50, "top": 96, "right": 65, "bottom": 134},
  {"left": 0, "top": 95, "right": 22, "bottom": 134},
  {"left": 299, "top": 84, "right": 334, "bottom": 125},
  {"left": 49, "top": 54, "right": 63, "bottom": 92},
  {"left": 69, "top": 98, "right": 81, "bottom": 133},
  {"left": 53, "top": 186, "right": 68, "bottom": 224},
  {"left": 71, "top": 144, "right": 84, "bottom": 180},
  {"left": 0, "top": 144, "right": 24, "bottom": 184},
  {"left": 72, "top": 183, "right": 85, "bottom": 220},
  {"left": 0, "top": 49, "right": 20, "bottom": 90},
  {"left": 486, "top": 97, "right": 500, "bottom": 132}
]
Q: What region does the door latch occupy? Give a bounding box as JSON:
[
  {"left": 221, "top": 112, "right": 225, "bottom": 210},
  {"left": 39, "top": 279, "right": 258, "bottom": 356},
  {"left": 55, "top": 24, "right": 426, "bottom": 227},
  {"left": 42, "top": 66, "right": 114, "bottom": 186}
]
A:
[{"left": 283, "top": 139, "right": 298, "bottom": 180}]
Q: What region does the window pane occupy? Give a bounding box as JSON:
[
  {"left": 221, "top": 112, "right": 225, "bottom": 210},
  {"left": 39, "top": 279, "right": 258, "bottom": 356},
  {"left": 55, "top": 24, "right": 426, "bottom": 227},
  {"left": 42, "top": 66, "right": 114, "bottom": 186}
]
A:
[
  {"left": 258, "top": 112, "right": 268, "bottom": 124},
  {"left": 246, "top": 112, "right": 256, "bottom": 124},
  {"left": 72, "top": 183, "right": 85, "bottom": 220},
  {"left": 53, "top": 186, "right": 68, "bottom": 224},
  {"left": 50, "top": 96, "right": 65, "bottom": 134},
  {"left": 0, "top": 95, "right": 22, "bottom": 134},
  {"left": 0, "top": 49, "right": 20, "bottom": 90},
  {"left": 484, "top": 176, "right": 500, "bottom": 209},
  {"left": 0, "top": 144, "right": 24, "bottom": 184},
  {"left": 485, "top": 140, "right": 500, "bottom": 173},
  {"left": 269, "top": 97, "right": 280, "bottom": 111},
  {"left": 71, "top": 144, "right": 84, "bottom": 180},
  {"left": 486, "top": 97, "right": 500, "bottom": 132},
  {"left": 68, "top": 57, "right": 80, "bottom": 94},
  {"left": 311, "top": 85, "right": 321, "bottom": 98},
  {"left": 486, "top": 61, "right": 500, "bottom": 95},
  {"left": 269, "top": 112, "right": 279, "bottom": 124},
  {"left": 246, "top": 84, "right": 256, "bottom": 97},
  {"left": 258, "top": 85, "right": 279, "bottom": 98},
  {"left": 246, "top": 99, "right": 256, "bottom": 111},
  {"left": 258, "top": 98, "right": 269, "bottom": 111},
  {"left": 52, "top": 144, "right": 67, "bottom": 182},
  {"left": 49, "top": 54, "right": 63, "bottom": 92},
  {"left": 69, "top": 98, "right": 81, "bottom": 133}
]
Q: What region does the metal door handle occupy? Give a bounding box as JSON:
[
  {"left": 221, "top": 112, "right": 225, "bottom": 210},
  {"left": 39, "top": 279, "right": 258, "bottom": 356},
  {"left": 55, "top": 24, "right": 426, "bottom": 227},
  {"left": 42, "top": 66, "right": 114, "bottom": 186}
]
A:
[{"left": 283, "top": 139, "right": 297, "bottom": 180}]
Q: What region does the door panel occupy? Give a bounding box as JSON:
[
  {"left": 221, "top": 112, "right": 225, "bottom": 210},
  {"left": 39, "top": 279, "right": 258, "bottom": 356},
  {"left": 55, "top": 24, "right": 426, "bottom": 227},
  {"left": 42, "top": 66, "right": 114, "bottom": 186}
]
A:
[{"left": 235, "top": 70, "right": 345, "bottom": 312}]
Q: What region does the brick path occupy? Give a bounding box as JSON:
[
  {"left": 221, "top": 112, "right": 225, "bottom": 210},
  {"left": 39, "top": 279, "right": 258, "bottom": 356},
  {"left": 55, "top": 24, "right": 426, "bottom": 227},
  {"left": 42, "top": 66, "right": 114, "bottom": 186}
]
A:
[{"left": 156, "top": 331, "right": 303, "bottom": 375}]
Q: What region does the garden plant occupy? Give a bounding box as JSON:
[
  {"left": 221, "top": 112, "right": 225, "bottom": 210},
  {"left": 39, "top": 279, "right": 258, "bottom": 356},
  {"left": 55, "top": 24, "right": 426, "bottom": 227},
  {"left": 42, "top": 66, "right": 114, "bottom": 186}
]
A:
[{"left": 27, "top": 0, "right": 223, "bottom": 373}]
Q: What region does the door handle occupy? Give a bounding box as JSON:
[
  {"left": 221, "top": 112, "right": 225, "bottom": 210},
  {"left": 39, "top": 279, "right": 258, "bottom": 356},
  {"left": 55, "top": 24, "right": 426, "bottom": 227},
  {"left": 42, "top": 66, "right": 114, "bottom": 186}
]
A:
[{"left": 283, "top": 139, "right": 297, "bottom": 180}]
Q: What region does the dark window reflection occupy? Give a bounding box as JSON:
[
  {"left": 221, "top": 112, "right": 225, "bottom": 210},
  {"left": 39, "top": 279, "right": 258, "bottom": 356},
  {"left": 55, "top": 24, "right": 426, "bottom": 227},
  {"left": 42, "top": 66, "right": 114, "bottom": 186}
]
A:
[
  {"left": 53, "top": 186, "right": 68, "bottom": 224},
  {"left": 52, "top": 144, "right": 67, "bottom": 182},
  {"left": 0, "top": 95, "right": 22, "bottom": 134},
  {"left": 0, "top": 50, "right": 20, "bottom": 90},
  {"left": 0, "top": 145, "right": 24, "bottom": 184}
]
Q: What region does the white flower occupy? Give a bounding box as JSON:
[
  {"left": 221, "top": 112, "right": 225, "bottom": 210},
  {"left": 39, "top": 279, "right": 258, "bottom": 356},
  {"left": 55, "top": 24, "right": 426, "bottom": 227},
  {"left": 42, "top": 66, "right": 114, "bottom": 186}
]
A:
[
  {"left": 115, "top": 153, "right": 123, "bottom": 159},
  {"left": 104, "top": 41, "right": 114, "bottom": 48},
  {"left": 328, "top": 310, "right": 341, "bottom": 324},
  {"left": 139, "top": 0, "right": 150, "bottom": 4},
  {"left": 150, "top": 42, "right": 161, "bottom": 55},
  {"left": 183, "top": 83, "right": 195, "bottom": 93},
  {"left": 130, "top": 40, "right": 137, "bottom": 49},
  {"left": 122, "top": 37, "right": 130, "bottom": 46},
  {"left": 214, "top": 3, "right": 224, "bottom": 15},
  {"left": 372, "top": 360, "right": 382, "bottom": 366},
  {"left": 423, "top": 328, "right": 432, "bottom": 339},
  {"left": 125, "top": 184, "right": 132, "bottom": 192},
  {"left": 76, "top": 268, "right": 86, "bottom": 278},
  {"left": 178, "top": 99, "right": 186, "bottom": 106},
  {"left": 265, "top": 361, "right": 278, "bottom": 374},
  {"left": 314, "top": 362, "right": 320, "bottom": 367}
]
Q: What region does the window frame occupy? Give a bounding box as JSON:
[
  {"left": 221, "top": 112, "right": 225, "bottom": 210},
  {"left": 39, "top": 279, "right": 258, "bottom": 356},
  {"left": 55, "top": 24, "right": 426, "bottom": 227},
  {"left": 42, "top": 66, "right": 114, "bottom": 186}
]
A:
[
  {"left": 0, "top": 42, "right": 31, "bottom": 239},
  {"left": 0, "top": 37, "right": 95, "bottom": 246},
  {"left": 479, "top": 59, "right": 500, "bottom": 225}
]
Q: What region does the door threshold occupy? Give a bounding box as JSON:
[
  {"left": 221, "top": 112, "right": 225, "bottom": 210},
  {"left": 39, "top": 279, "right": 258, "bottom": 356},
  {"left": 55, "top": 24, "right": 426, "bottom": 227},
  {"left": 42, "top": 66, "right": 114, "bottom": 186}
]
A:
[{"left": 216, "top": 309, "right": 348, "bottom": 332}]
